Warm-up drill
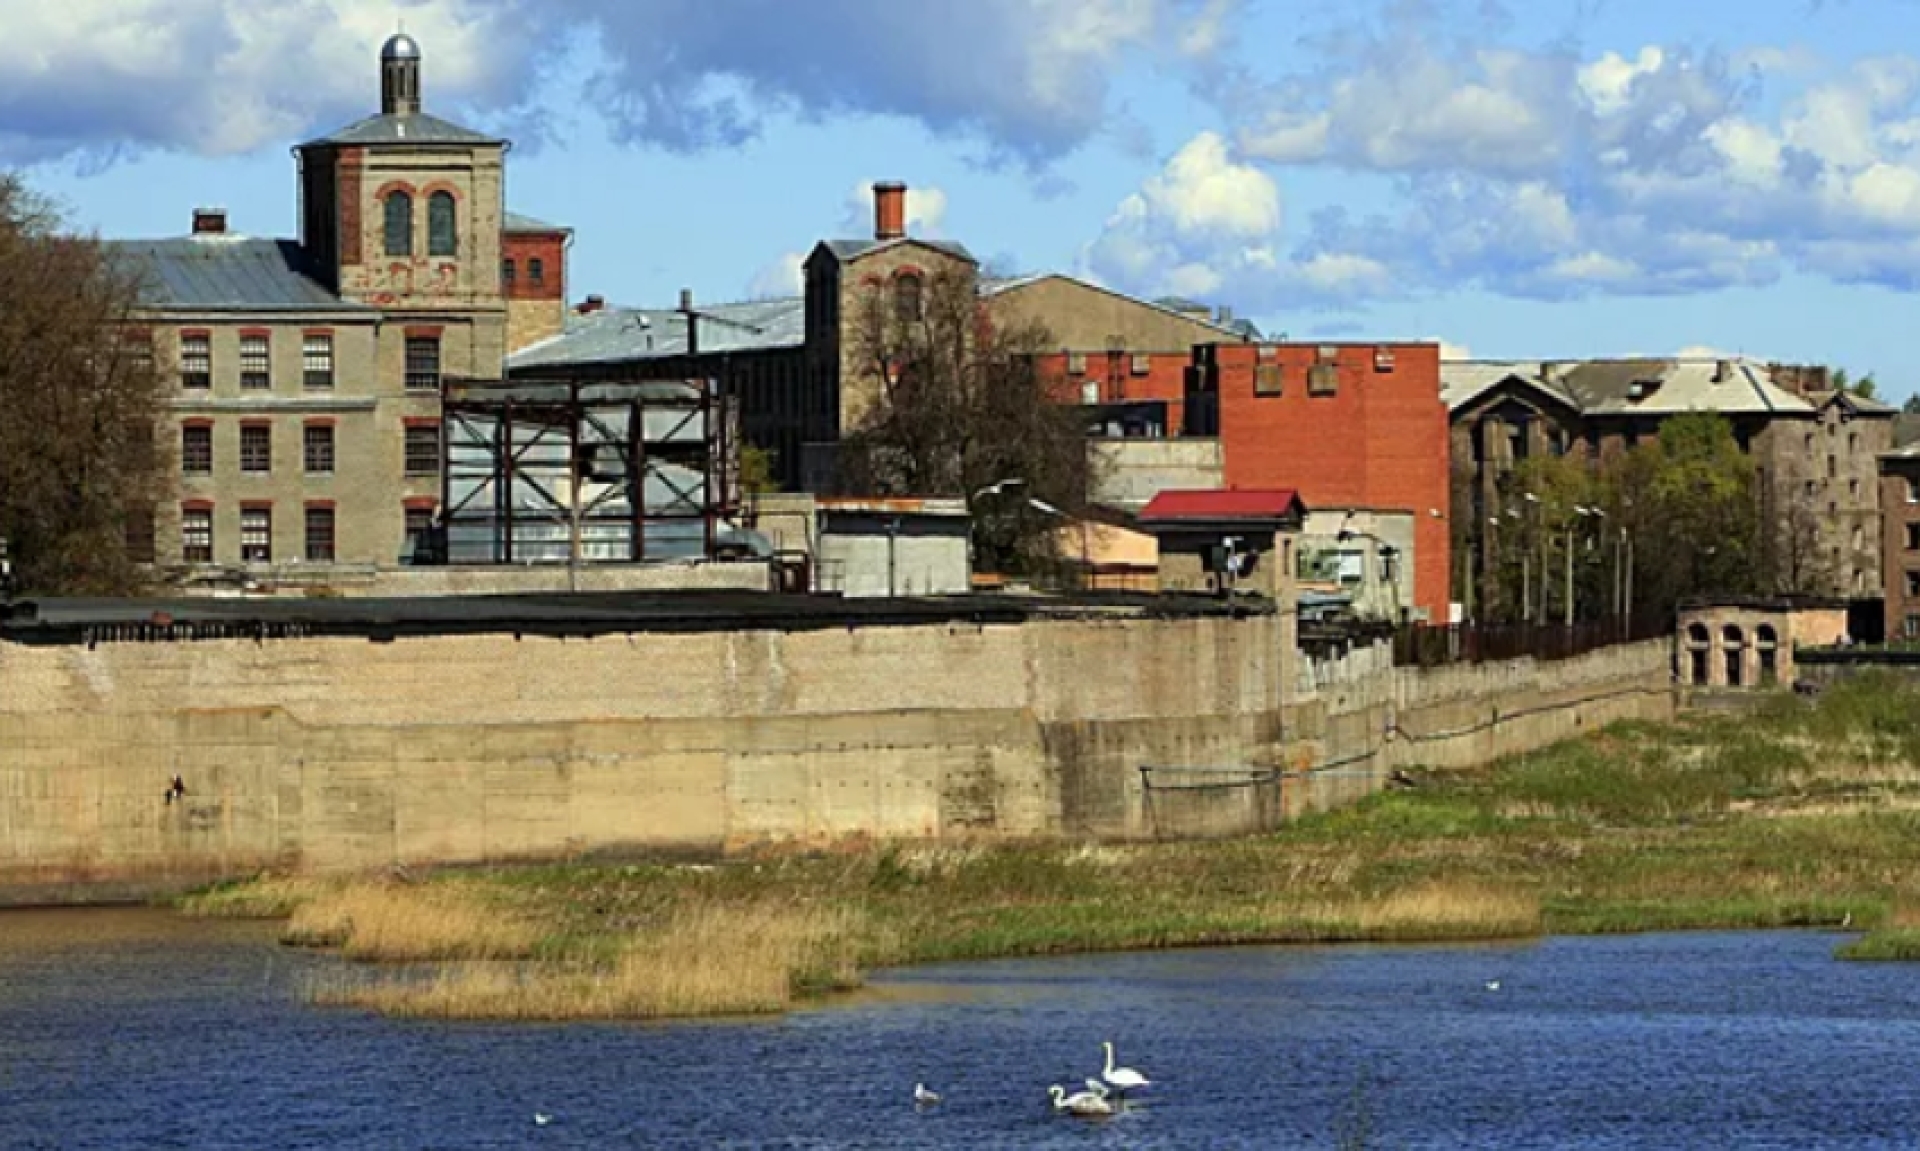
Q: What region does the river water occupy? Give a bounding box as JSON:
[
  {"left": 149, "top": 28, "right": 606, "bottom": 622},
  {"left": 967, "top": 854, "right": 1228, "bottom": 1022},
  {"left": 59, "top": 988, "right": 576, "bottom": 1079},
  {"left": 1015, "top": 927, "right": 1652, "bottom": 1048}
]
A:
[{"left": 3, "top": 909, "right": 1920, "bottom": 1149}]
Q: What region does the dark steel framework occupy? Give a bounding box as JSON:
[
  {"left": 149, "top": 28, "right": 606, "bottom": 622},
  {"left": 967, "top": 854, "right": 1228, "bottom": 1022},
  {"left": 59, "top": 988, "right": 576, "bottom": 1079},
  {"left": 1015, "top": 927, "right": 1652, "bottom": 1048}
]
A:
[{"left": 439, "top": 375, "right": 735, "bottom": 565}]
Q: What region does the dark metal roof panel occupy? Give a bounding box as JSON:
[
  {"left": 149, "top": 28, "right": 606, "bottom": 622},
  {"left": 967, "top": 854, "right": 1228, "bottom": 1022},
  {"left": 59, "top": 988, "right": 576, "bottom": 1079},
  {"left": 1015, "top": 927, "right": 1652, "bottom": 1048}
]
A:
[
  {"left": 107, "top": 238, "right": 372, "bottom": 312},
  {"left": 301, "top": 111, "right": 502, "bottom": 148}
]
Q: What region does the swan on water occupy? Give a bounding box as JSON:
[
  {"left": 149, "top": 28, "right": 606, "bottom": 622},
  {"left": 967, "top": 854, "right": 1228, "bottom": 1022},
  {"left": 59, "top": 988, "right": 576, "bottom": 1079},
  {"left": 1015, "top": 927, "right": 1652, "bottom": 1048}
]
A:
[
  {"left": 913, "top": 1083, "right": 942, "bottom": 1106},
  {"left": 1100, "top": 1041, "right": 1150, "bottom": 1095},
  {"left": 533, "top": 1113, "right": 553, "bottom": 1126},
  {"left": 1049, "top": 1084, "right": 1116, "bottom": 1117},
  {"left": 1484, "top": 980, "right": 1501, "bottom": 992}
]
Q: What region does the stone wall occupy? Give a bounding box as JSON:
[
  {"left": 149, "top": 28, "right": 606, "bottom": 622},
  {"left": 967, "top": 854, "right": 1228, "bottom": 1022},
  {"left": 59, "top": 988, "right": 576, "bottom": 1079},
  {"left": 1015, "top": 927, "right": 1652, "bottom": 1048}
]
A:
[{"left": 0, "top": 612, "right": 1676, "bottom": 903}]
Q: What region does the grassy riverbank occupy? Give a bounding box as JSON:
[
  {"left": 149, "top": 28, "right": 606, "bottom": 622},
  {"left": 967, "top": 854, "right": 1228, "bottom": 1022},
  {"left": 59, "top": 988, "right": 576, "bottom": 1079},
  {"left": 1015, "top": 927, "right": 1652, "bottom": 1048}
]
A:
[{"left": 180, "top": 673, "right": 1920, "bottom": 1020}]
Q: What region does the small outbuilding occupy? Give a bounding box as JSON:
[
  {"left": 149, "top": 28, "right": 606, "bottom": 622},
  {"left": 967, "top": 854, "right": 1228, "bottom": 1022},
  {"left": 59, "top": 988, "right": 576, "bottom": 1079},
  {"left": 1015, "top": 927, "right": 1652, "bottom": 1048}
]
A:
[{"left": 1136, "top": 489, "right": 1306, "bottom": 601}]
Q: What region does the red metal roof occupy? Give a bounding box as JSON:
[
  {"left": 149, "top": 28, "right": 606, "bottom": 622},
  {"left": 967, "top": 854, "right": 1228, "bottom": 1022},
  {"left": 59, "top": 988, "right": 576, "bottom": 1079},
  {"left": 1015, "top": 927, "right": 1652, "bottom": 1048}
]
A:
[{"left": 1138, "top": 489, "right": 1306, "bottom": 522}]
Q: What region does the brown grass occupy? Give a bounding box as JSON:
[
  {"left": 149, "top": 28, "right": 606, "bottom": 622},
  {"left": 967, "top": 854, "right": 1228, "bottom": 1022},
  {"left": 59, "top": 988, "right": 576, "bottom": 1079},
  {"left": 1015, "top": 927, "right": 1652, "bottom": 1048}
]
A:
[
  {"left": 1306, "top": 881, "right": 1543, "bottom": 941},
  {"left": 283, "top": 881, "right": 540, "bottom": 962},
  {"left": 176, "top": 875, "right": 339, "bottom": 919},
  {"left": 309, "top": 898, "right": 863, "bottom": 1020}
]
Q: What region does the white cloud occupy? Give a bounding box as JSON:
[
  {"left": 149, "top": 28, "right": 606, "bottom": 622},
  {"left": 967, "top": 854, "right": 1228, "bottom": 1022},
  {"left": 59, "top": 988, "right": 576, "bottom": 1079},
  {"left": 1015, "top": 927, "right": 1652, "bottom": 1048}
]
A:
[
  {"left": 1084, "top": 130, "right": 1297, "bottom": 307},
  {"left": 0, "top": 0, "right": 1224, "bottom": 165},
  {"left": 746, "top": 251, "right": 806, "bottom": 299},
  {"left": 0, "top": 0, "right": 531, "bottom": 161},
  {"left": 841, "top": 182, "right": 950, "bottom": 237}
]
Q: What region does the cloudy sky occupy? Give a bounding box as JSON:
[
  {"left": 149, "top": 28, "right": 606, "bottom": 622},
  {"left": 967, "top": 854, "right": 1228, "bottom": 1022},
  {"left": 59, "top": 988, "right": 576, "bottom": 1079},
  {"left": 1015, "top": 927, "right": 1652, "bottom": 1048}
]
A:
[{"left": 11, "top": 0, "right": 1920, "bottom": 395}]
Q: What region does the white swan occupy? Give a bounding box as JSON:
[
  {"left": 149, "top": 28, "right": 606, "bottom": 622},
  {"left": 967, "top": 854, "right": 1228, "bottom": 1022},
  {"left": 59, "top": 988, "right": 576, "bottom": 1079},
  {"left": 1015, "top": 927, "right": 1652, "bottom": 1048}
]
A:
[
  {"left": 913, "top": 1082, "right": 942, "bottom": 1106},
  {"left": 1100, "top": 1041, "right": 1150, "bottom": 1094},
  {"left": 533, "top": 1113, "right": 553, "bottom": 1126},
  {"left": 1049, "top": 1084, "right": 1115, "bottom": 1117}
]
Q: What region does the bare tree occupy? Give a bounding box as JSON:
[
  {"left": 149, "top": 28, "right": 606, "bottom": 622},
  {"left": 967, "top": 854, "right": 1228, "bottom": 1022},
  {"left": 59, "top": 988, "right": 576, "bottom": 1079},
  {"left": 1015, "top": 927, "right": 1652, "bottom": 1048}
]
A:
[
  {"left": 0, "top": 174, "right": 167, "bottom": 594},
  {"left": 836, "top": 265, "right": 1094, "bottom": 574}
]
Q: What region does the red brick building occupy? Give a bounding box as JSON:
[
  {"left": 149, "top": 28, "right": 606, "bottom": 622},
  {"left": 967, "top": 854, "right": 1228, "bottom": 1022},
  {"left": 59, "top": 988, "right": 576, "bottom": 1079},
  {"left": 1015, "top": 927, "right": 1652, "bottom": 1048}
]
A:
[
  {"left": 1033, "top": 349, "right": 1192, "bottom": 432},
  {"left": 1188, "top": 342, "right": 1450, "bottom": 621}
]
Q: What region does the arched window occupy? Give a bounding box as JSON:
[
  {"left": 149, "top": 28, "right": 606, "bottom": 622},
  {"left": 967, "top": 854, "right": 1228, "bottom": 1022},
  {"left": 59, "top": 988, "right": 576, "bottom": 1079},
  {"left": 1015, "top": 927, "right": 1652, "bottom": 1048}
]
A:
[
  {"left": 384, "top": 191, "right": 413, "bottom": 257},
  {"left": 893, "top": 272, "right": 923, "bottom": 323},
  {"left": 428, "top": 191, "right": 458, "bottom": 257}
]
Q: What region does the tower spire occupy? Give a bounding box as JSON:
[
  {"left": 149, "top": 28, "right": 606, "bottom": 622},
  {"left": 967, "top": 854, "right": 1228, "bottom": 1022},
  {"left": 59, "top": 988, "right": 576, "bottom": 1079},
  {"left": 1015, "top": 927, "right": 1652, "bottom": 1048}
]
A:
[{"left": 380, "top": 30, "right": 422, "bottom": 115}]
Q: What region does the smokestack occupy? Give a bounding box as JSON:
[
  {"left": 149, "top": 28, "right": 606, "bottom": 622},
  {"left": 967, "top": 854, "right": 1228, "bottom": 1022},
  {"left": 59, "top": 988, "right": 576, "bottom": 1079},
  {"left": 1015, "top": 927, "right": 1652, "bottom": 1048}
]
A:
[
  {"left": 679, "top": 288, "right": 697, "bottom": 357},
  {"left": 873, "top": 181, "right": 907, "bottom": 241},
  {"left": 192, "top": 207, "right": 228, "bottom": 235}
]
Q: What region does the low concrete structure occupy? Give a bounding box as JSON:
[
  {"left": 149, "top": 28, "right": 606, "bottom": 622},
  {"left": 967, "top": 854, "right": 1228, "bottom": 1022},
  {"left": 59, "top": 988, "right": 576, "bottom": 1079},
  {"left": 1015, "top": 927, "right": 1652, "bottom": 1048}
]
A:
[
  {"left": 816, "top": 498, "right": 971, "bottom": 598},
  {"left": 1675, "top": 597, "right": 1849, "bottom": 688},
  {"left": 1296, "top": 508, "right": 1417, "bottom": 623},
  {"left": 1088, "top": 437, "right": 1225, "bottom": 512}
]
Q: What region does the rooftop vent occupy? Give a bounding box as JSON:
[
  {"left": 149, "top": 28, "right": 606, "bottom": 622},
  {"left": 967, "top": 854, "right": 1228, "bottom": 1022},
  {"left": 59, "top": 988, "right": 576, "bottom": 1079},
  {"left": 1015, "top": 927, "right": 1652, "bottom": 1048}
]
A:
[{"left": 192, "top": 208, "right": 228, "bottom": 235}]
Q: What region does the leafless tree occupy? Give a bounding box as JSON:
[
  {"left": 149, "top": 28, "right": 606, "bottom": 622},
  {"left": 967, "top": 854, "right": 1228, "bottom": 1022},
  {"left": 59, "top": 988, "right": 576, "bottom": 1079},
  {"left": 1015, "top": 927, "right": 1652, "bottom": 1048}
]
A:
[
  {"left": 0, "top": 173, "right": 167, "bottom": 594},
  {"left": 836, "top": 265, "right": 1094, "bottom": 574}
]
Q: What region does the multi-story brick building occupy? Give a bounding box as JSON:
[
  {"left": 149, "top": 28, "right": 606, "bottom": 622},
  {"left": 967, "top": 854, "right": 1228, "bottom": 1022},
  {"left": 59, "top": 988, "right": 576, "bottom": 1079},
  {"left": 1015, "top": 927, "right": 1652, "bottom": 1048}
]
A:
[
  {"left": 1880, "top": 444, "right": 1920, "bottom": 639},
  {"left": 1442, "top": 358, "right": 1892, "bottom": 606},
  {"left": 112, "top": 34, "right": 563, "bottom": 582},
  {"left": 1183, "top": 341, "right": 1451, "bottom": 622},
  {"left": 507, "top": 183, "right": 1248, "bottom": 489}
]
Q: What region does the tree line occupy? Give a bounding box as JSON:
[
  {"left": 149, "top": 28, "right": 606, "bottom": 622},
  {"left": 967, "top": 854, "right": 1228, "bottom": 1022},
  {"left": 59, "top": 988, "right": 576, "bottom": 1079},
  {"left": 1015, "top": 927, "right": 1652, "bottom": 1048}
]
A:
[{"left": 0, "top": 174, "right": 166, "bottom": 596}]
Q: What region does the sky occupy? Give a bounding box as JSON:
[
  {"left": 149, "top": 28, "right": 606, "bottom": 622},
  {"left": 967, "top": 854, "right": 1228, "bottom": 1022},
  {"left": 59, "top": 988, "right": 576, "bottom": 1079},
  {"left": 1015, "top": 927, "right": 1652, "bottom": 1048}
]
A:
[{"left": 10, "top": 0, "right": 1920, "bottom": 398}]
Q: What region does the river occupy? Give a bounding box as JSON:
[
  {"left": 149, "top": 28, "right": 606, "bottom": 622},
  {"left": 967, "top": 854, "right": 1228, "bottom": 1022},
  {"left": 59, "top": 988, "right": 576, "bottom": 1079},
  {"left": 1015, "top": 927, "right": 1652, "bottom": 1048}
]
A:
[{"left": 3, "top": 909, "right": 1919, "bottom": 1148}]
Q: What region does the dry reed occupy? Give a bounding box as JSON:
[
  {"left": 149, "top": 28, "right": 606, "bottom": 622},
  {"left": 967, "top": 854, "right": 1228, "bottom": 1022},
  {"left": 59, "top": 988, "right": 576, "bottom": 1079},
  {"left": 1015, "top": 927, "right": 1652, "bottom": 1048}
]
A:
[
  {"left": 283, "top": 881, "right": 540, "bottom": 961},
  {"left": 310, "top": 897, "right": 864, "bottom": 1020}
]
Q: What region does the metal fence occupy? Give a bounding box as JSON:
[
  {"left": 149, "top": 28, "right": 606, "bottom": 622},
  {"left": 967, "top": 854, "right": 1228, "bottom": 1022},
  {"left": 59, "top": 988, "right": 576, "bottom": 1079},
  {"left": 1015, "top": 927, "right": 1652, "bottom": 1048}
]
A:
[{"left": 1391, "top": 611, "right": 1670, "bottom": 668}]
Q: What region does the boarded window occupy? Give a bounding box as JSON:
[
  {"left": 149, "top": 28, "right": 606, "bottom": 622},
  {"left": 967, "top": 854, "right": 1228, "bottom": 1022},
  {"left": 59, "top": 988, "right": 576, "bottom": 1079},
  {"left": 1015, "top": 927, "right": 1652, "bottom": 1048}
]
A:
[
  {"left": 404, "top": 425, "right": 440, "bottom": 475},
  {"left": 428, "top": 191, "right": 457, "bottom": 257},
  {"left": 303, "top": 333, "right": 334, "bottom": 389},
  {"left": 303, "top": 424, "right": 334, "bottom": 474},
  {"left": 240, "top": 424, "right": 272, "bottom": 473},
  {"left": 179, "top": 333, "right": 211, "bottom": 390},
  {"left": 405, "top": 336, "right": 440, "bottom": 392},
  {"left": 239, "top": 334, "right": 270, "bottom": 390},
  {"left": 1254, "top": 365, "right": 1282, "bottom": 396},
  {"left": 1067, "top": 352, "right": 1087, "bottom": 375},
  {"left": 240, "top": 507, "right": 272, "bottom": 563},
  {"left": 1130, "top": 352, "right": 1151, "bottom": 376},
  {"left": 1308, "top": 364, "right": 1339, "bottom": 396},
  {"left": 384, "top": 191, "right": 413, "bottom": 257},
  {"left": 181, "top": 425, "right": 213, "bottom": 475},
  {"left": 304, "top": 506, "right": 336, "bottom": 563}
]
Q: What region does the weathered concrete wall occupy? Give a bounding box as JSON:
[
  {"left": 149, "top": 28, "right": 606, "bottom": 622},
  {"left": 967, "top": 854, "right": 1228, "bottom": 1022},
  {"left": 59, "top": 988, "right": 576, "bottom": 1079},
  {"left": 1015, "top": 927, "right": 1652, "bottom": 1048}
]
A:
[
  {"left": 1281, "top": 637, "right": 1676, "bottom": 816},
  {"left": 0, "top": 612, "right": 1290, "bottom": 896},
  {"left": 0, "top": 615, "right": 1675, "bottom": 902}
]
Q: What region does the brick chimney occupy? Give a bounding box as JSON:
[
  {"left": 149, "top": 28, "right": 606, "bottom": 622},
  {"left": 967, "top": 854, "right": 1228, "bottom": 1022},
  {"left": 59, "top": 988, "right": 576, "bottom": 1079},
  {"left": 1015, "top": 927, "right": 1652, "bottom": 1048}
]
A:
[
  {"left": 192, "top": 207, "right": 228, "bottom": 235},
  {"left": 575, "top": 294, "right": 605, "bottom": 315},
  {"left": 873, "top": 181, "right": 907, "bottom": 241}
]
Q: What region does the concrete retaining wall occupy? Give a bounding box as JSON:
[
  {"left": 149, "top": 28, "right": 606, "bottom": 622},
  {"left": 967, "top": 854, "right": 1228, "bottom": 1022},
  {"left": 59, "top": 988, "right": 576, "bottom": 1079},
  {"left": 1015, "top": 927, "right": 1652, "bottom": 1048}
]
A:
[{"left": 0, "top": 614, "right": 1675, "bottom": 902}]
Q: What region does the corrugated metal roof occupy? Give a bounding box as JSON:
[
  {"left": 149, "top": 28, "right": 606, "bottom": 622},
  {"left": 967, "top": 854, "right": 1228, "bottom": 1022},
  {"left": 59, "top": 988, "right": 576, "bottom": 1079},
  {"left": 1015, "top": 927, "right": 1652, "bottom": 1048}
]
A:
[
  {"left": 107, "top": 236, "right": 370, "bottom": 313},
  {"left": 1139, "top": 489, "right": 1305, "bottom": 523},
  {"left": 504, "top": 210, "right": 566, "bottom": 233},
  {"left": 507, "top": 297, "right": 806, "bottom": 370},
  {"left": 301, "top": 111, "right": 502, "bottom": 148}
]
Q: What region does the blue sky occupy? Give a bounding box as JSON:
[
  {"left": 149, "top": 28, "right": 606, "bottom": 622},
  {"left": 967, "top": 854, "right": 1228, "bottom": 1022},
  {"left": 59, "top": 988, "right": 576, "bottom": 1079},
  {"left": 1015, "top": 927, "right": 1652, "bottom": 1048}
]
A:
[{"left": 11, "top": 0, "right": 1920, "bottom": 397}]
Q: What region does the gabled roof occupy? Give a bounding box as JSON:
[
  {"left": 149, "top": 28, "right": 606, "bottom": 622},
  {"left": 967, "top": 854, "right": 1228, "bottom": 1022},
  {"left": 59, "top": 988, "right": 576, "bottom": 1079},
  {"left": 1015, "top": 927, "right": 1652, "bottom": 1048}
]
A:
[
  {"left": 300, "top": 111, "right": 503, "bottom": 149},
  {"left": 810, "top": 236, "right": 977, "bottom": 266},
  {"left": 980, "top": 272, "right": 1247, "bottom": 340},
  {"left": 1138, "top": 489, "right": 1306, "bottom": 525},
  {"left": 1442, "top": 358, "right": 1816, "bottom": 417},
  {"left": 504, "top": 210, "right": 568, "bottom": 234},
  {"left": 508, "top": 297, "right": 805, "bottom": 371},
  {"left": 107, "top": 236, "right": 372, "bottom": 313},
  {"left": 1807, "top": 388, "right": 1898, "bottom": 417}
]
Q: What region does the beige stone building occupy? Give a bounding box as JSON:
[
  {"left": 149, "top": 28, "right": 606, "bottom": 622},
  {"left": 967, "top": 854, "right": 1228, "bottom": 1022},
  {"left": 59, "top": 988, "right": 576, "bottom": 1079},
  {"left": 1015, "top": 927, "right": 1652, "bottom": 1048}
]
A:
[{"left": 112, "top": 34, "right": 562, "bottom": 585}]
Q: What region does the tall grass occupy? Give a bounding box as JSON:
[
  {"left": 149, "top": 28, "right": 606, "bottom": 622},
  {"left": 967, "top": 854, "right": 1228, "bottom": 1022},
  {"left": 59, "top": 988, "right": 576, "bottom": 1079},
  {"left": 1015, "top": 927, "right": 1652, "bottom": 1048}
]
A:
[
  {"left": 182, "top": 672, "right": 1920, "bottom": 1016},
  {"left": 283, "top": 881, "right": 540, "bottom": 961},
  {"left": 310, "top": 899, "right": 863, "bottom": 1020}
]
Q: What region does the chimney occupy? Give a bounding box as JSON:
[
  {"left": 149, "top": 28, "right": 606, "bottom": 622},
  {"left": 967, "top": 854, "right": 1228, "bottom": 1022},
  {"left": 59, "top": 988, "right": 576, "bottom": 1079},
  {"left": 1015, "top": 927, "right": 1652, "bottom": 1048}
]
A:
[
  {"left": 679, "top": 288, "right": 697, "bottom": 357},
  {"left": 1714, "top": 359, "right": 1732, "bottom": 384},
  {"left": 575, "top": 294, "right": 605, "bottom": 315},
  {"left": 873, "top": 181, "right": 907, "bottom": 241},
  {"left": 192, "top": 207, "right": 228, "bottom": 235},
  {"left": 1540, "top": 361, "right": 1560, "bottom": 383}
]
